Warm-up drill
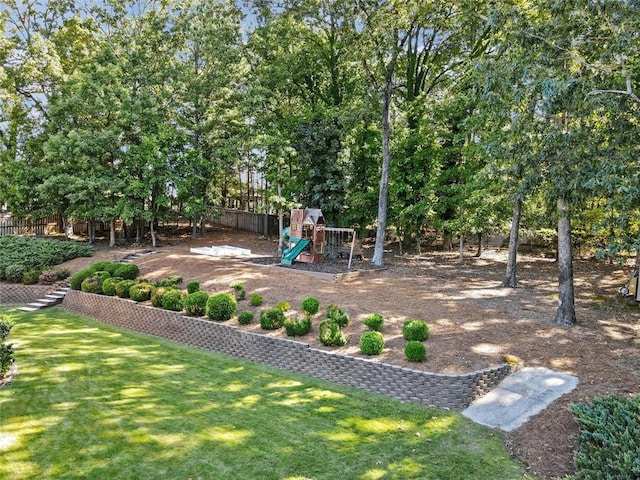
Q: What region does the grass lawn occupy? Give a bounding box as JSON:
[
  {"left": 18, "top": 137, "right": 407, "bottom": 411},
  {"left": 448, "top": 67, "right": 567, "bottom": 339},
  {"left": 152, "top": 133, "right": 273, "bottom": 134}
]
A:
[{"left": 0, "top": 306, "right": 534, "bottom": 480}]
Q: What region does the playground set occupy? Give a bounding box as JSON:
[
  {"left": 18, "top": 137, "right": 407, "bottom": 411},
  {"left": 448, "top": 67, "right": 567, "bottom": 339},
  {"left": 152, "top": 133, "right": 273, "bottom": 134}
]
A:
[{"left": 281, "top": 208, "right": 362, "bottom": 269}]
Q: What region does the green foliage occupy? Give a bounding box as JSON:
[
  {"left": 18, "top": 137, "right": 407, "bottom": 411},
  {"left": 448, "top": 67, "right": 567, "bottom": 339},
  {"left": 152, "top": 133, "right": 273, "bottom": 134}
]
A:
[
  {"left": 402, "top": 320, "right": 429, "bottom": 341},
  {"left": 102, "top": 277, "right": 124, "bottom": 297},
  {"left": 230, "top": 282, "right": 246, "bottom": 300},
  {"left": 4, "top": 265, "right": 26, "bottom": 284},
  {"left": 70, "top": 268, "right": 93, "bottom": 290},
  {"left": 276, "top": 301, "right": 290, "bottom": 312},
  {"left": 115, "top": 280, "right": 136, "bottom": 299},
  {"left": 206, "top": 293, "right": 237, "bottom": 322},
  {"left": 81, "top": 271, "right": 111, "bottom": 294},
  {"left": 0, "top": 315, "right": 14, "bottom": 342},
  {"left": 260, "top": 307, "right": 285, "bottom": 330},
  {"left": 284, "top": 316, "right": 312, "bottom": 337},
  {"left": 359, "top": 331, "right": 384, "bottom": 356},
  {"left": 88, "top": 261, "right": 121, "bottom": 275},
  {"left": 56, "top": 268, "right": 71, "bottom": 280},
  {"left": 568, "top": 396, "right": 640, "bottom": 480},
  {"left": 250, "top": 293, "right": 263, "bottom": 306},
  {"left": 404, "top": 341, "right": 426, "bottom": 362},
  {"left": 301, "top": 297, "right": 320, "bottom": 315},
  {"left": 22, "top": 268, "right": 41, "bottom": 285},
  {"left": 161, "top": 289, "right": 185, "bottom": 312},
  {"left": 237, "top": 310, "right": 254, "bottom": 325},
  {"left": 184, "top": 291, "right": 210, "bottom": 317},
  {"left": 318, "top": 319, "right": 348, "bottom": 347},
  {"left": 112, "top": 264, "right": 140, "bottom": 281},
  {"left": 0, "top": 342, "right": 14, "bottom": 378},
  {"left": 186, "top": 281, "right": 200, "bottom": 294},
  {"left": 326, "top": 304, "right": 349, "bottom": 327},
  {"left": 363, "top": 313, "right": 384, "bottom": 332},
  {"left": 129, "top": 283, "right": 155, "bottom": 302},
  {"left": 151, "top": 287, "right": 168, "bottom": 308},
  {"left": 154, "top": 275, "right": 183, "bottom": 287}
]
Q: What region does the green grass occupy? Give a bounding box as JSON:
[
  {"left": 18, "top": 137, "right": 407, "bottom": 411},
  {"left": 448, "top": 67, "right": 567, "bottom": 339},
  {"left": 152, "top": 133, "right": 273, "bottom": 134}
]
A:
[{"left": 0, "top": 307, "right": 534, "bottom": 480}]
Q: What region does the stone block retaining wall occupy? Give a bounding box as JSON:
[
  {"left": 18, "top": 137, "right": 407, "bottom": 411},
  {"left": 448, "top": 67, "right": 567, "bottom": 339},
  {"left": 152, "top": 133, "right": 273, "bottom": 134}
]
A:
[
  {"left": 59, "top": 289, "right": 512, "bottom": 410},
  {"left": 0, "top": 284, "right": 52, "bottom": 304}
]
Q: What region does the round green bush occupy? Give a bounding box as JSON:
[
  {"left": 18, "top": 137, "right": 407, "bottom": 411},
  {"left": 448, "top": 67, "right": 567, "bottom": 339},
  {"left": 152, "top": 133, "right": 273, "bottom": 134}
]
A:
[
  {"left": 284, "top": 316, "right": 312, "bottom": 337},
  {"left": 206, "top": 293, "right": 237, "bottom": 321},
  {"left": 237, "top": 310, "right": 254, "bottom": 325},
  {"left": 112, "top": 263, "right": 140, "bottom": 280},
  {"left": 186, "top": 281, "right": 200, "bottom": 294},
  {"left": 318, "top": 319, "right": 348, "bottom": 346},
  {"left": 161, "top": 288, "right": 185, "bottom": 311},
  {"left": 250, "top": 293, "right": 263, "bottom": 306},
  {"left": 22, "top": 268, "right": 41, "bottom": 285},
  {"left": 359, "top": 331, "right": 384, "bottom": 356},
  {"left": 4, "top": 265, "right": 26, "bottom": 284},
  {"left": 102, "top": 277, "right": 124, "bottom": 296},
  {"left": 130, "top": 282, "right": 155, "bottom": 302},
  {"left": 151, "top": 286, "right": 168, "bottom": 307},
  {"left": 88, "top": 261, "right": 120, "bottom": 275},
  {"left": 402, "top": 319, "right": 430, "bottom": 341},
  {"left": 301, "top": 297, "right": 320, "bottom": 315},
  {"left": 70, "top": 268, "right": 93, "bottom": 290},
  {"left": 326, "top": 304, "right": 349, "bottom": 327},
  {"left": 259, "top": 307, "right": 285, "bottom": 330},
  {"left": 184, "top": 291, "right": 210, "bottom": 316},
  {"left": 404, "top": 341, "right": 426, "bottom": 362},
  {"left": 155, "top": 275, "right": 183, "bottom": 287},
  {"left": 231, "top": 282, "right": 246, "bottom": 300},
  {"left": 363, "top": 313, "right": 384, "bottom": 332},
  {"left": 115, "top": 279, "right": 136, "bottom": 298},
  {"left": 81, "top": 274, "right": 104, "bottom": 294}
]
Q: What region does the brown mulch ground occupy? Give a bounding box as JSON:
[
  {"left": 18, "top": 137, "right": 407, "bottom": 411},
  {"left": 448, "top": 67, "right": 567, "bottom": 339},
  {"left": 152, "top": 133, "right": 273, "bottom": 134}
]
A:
[{"left": 54, "top": 226, "right": 640, "bottom": 480}]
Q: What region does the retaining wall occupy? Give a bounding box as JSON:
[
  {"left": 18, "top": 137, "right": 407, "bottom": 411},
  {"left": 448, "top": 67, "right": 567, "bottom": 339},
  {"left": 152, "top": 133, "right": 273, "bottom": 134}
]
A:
[
  {"left": 60, "top": 289, "right": 512, "bottom": 410},
  {"left": 0, "top": 284, "right": 52, "bottom": 304}
]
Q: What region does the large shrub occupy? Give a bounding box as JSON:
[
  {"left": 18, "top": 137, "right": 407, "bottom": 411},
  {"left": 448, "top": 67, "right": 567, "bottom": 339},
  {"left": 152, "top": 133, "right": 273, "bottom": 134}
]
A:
[
  {"left": 318, "top": 319, "right": 348, "bottom": 347},
  {"left": 70, "top": 268, "right": 93, "bottom": 290},
  {"left": 22, "top": 268, "right": 41, "bottom": 285},
  {"left": 129, "top": 282, "right": 155, "bottom": 302},
  {"left": 206, "top": 293, "right": 237, "bottom": 321},
  {"left": 326, "top": 304, "right": 349, "bottom": 327},
  {"left": 568, "top": 396, "right": 640, "bottom": 480},
  {"left": 301, "top": 297, "right": 320, "bottom": 316},
  {"left": 151, "top": 287, "right": 168, "bottom": 307},
  {"left": 88, "top": 261, "right": 121, "bottom": 275},
  {"left": 359, "top": 331, "right": 384, "bottom": 356},
  {"left": 404, "top": 341, "right": 426, "bottom": 362},
  {"left": 363, "top": 313, "right": 384, "bottom": 332},
  {"left": 284, "top": 316, "right": 312, "bottom": 337},
  {"left": 184, "top": 291, "right": 210, "bottom": 316},
  {"left": 161, "top": 289, "right": 185, "bottom": 312},
  {"left": 4, "top": 265, "right": 25, "bottom": 284},
  {"left": 402, "top": 319, "right": 429, "bottom": 341},
  {"left": 102, "top": 277, "right": 124, "bottom": 296},
  {"left": 112, "top": 264, "right": 140, "bottom": 280},
  {"left": 81, "top": 271, "right": 111, "bottom": 294},
  {"left": 115, "top": 280, "right": 136, "bottom": 298},
  {"left": 260, "top": 307, "right": 285, "bottom": 330}
]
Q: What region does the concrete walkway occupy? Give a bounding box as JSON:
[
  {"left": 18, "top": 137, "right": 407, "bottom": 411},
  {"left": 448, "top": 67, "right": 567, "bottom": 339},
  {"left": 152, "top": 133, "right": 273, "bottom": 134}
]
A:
[{"left": 462, "top": 367, "right": 579, "bottom": 431}]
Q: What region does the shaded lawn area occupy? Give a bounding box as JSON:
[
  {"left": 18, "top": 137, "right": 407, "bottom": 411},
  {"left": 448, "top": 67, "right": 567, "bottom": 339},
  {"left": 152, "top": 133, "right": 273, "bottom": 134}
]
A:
[{"left": 0, "top": 307, "right": 534, "bottom": 480}]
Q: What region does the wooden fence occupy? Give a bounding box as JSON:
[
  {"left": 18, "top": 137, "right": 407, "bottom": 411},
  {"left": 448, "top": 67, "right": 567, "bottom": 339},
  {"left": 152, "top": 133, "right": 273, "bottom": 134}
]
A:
[
  {"left": 213, "top": 209, "right": 282, "bottom": 237},
  {"left": 0, "top": 214, "right": 62, "bottom": 236}
]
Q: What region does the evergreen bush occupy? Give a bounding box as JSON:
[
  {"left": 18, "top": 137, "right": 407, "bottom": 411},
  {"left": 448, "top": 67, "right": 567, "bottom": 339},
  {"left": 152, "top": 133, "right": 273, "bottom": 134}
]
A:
[
  {"left": 0, "top": 315, "right": 13, "bottom": 342},
  {"left": 318, "top": 319, "right": 348, "bottom": 346},
  {"left": 154, "top": 275, "right": 183, "bottom": 287},
  {"left": 112, "top": 263, "right": 140, "bottom": 280},
  {"left": 359, "top": 331, "right": 384, "bottom": 355},
  {"left": 206, "top": 293, "right": 237, "bottom": 321},
  {"left": 4, "top": 265, "right": 25, "bottom": 283},
  {"left": 161, "top": 288, "right": 185, "bottom": 311},
  {"left": 0, "top": 342, "right": 14, "bottom": 378},
  {"left": 102, "top": 277, "right": 124, "bottom": 296},
  {"left": 81, "top": 271, "right": 111, "bottom": 294},
  {"left": 250, "top": 293, "right": 263, "bottom": 306},
  {"left": 363, "top": 313, "right": 384, "bottom": 332},
  {"left": 22, "top": 268, "right": 41, "bottom": 285},
  {"left": 276, "top": 301, "right": 290, "bottom": 312},
  {"left": 38, "top": 269, "right": 59, "bottom": 285},
  {"left": 186, "top": 281, "right": 200, "bottom": 294},
  {"left": 301, "top": 297, "right": 320, "bottom": 315},
  {"left": 129, "top": 282, "right": 155, "bottom": 302},
  {"left": 260, "top": 307, "right": 285, "bottom": 330},
  {"left": 402, "top": 319, "right": 429, "bottom": 341},
  {"left": 404, "top": 341, "right": 426, "bottom": 362},
  {"left": 184, "top": 291, "right": 210, "bottom": 316},
  {"left": 230, "top": 282, "right": 246, "bottom": 300},
  {"left": 237, "top": 310, "right": 254, "bottom": 325},
  {"left": 151, "top": 287, "right": 168, "bottom": 307},
  {"left": 115, "top": 279, "right": 136, "bottom": 298},
  {"left": 284, "top": 316, "right": 312, "bottom": 337},
  {"left": 88, "top": 261, "right": 121, "bottom": 275},
  {"left": 326, "top": 304, "right": 349, "bottom": 327},
  {"left": 70, "top": 268, "right": 93, "bottom": 290}
]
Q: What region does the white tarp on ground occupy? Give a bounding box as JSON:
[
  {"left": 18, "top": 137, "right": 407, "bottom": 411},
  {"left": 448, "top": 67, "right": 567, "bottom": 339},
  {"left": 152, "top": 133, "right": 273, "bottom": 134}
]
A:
[{"left": 190, "top": 245, "right": 252, "bottom": 257}]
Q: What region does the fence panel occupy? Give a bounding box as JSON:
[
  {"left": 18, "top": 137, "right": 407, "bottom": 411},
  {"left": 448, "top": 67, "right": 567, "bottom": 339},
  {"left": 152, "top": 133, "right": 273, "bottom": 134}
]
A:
[
  {"left": 0, "top": 214, "right": 61, "bottom": 236},
  {"left": 214, "top": 209, "right": 281, "bottom": 237}
]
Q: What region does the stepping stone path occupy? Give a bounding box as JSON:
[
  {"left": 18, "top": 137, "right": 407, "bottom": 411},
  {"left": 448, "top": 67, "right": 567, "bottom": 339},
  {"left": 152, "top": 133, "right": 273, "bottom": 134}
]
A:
[{"left": 17, "top": 249, "right": 158, "bottom": 313}]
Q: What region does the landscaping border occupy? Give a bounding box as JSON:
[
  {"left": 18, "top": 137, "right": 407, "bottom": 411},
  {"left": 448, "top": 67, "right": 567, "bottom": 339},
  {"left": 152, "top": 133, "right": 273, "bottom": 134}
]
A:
[
  {"left": 57, "top": 289, "right": 512, "bottom": 410},
  {"left": 0, "top": 285, "right": 52, "bottom": 305}
]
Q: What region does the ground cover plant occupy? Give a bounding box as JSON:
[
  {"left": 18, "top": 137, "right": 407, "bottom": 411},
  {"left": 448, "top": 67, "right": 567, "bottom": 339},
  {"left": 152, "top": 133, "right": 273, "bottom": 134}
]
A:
[{"left": 0, "top": 307, "right": 533, "bottom": 480}]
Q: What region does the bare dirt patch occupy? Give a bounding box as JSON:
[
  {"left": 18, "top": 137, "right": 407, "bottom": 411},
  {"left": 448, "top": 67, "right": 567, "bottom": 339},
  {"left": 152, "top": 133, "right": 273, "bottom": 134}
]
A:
[{"left": 56, "top": 226, "right": 640, "bottom": 479}]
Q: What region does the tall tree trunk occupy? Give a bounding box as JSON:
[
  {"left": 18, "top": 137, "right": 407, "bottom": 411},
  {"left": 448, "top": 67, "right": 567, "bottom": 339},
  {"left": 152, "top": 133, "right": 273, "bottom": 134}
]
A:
[
  {"left": 474, "top": 232, "right": 483, "bottom": 257},
  {"left": 501, "top": 197, "right": 522, "bottom": 288},
  {"left": 458, "top": 236, "right": 464, "bottom": 262},
  {"left": 372, "top": 80, "right": 393, "bottom": 266},
  {"left": 109, "top": 218, "right": 116, "bottom": 248},
  {"left": 554, "top": 195, "right": 576, "bottom": 327},
  {"left": 150, "top": 219, "right": 157, "bottom": 248}
]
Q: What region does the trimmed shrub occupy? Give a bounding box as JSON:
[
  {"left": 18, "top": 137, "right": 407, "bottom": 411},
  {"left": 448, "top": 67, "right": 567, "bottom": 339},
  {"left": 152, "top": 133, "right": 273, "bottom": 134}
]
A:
[
  {"left": 38, "top": 269, "right": 59, "bottom": 285},
  {"left": 276, "top": 301, "right": 290, "bottom": 312},
  {"left": 129, "top": 282, "right": 155, "bottom": 302},
  {"left": 404, "top": 341, "right": 426, "bottom": 362},
  {"left": 151, "top": 287, "right": 168, "bottom": 307},
  {"left": 250, "top": 293, "right": 263, "bottom": 306},
  {"left": 301, "top": 297, "right": 320, "bottom": 316},
  {"left": 88, "top": 261, "right": 120, "bottom": 275},
  {"left": 155, "top": 275, "right": 183, "bottom": 287},
  {"left": 402, "top": 319, "right": 429, "bottom": 341},
  {"left": 4, "top": 265, "right": 25, "bottom": 283},
  {"left": 0, "top": 315, "right": 14, "bottom": 342},
  {"left": 284, "top": 316, "right": 312, "bottom": 337},
  {"left": 0, "top": 342, "right": 14, "bottom": 378},
  {"left": 115, "top": 279, "right": 136, "bottom": 298},
  {"left": 318, "top": 319, "right": 348, "bottom": 347},
  {"left": 22, "top": 268, "right": 41, "bottom": 285},
  {"left": 184, "top": 291, "right": 210, "bottom": 316},
  {"left": 359, "top": 331, "right": 384, "bottom": 355},
  {"left": 70, "top": 268, "right": 93, "bottom": 290},
  {"left": 81, "top": 271, "right": 110, "bottom": 294},
  {"left": 237, "top": 310, "right": 254, "bottom": 325},
  {"left": 102, "top": 277, "right": 124, "bottom": 296},
  {"left": 112, "top": 263, "right": 140, "bottom": 280},
  {"left": 569, "top": 396, "right": 640, "bottom": 480},
  {"left": 161, "top": 288, "right": 185, "bottom": 312},
  {"left": 230, "top": 282, "right": 246, "bottom": 300},
  {"left": 186, "top": 281, "right": 200, "bottom": 294},
  {"left": 363, "top": 313, "right": 384, "bottom": 332},
  {"left": 207, "top": 293, "right": 237, "bottom": 322},
  {"left": 326, "top": 304, "right": 349, "bottom": 327},
  {"left": 260, "top": 307, "right": 285, "bottom": 330}
]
